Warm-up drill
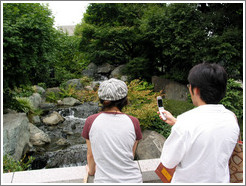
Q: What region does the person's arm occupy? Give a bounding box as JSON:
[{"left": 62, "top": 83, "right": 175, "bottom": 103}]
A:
[
  {"left": 132, "top": 140, "right": 139, "bottom": 158},
  {"left": 158, "top": 110, "right": 177, "bottom": 126},
  {"left": 86, "top": 139, "right": 96, "bottom": 176}
]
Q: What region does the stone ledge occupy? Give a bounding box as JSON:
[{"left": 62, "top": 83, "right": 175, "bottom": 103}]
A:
[{"left": 2, "top": 159, "right": 161, "bottom": 183}]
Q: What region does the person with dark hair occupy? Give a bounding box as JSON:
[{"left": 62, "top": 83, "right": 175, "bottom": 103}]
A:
[
  {"left": 158, "top": 63, "right": 239, "bottom": 183},
  {"left": 82, "top": 78, "right": 142, "bottom": 183}
]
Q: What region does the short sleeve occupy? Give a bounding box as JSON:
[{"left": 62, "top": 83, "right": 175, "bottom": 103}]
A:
[
  {"left": 82, "top": 113, "right": 100, "bottom": 139},
  {"left": 127, "top": 115, "right": 142, "bottom": 140},
  {"left": 160, "top": 123, "right": 186, "bottom": 169}
]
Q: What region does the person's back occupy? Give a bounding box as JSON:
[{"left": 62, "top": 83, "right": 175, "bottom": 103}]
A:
[
  {"left": 158, "top": 63, "right": 240, "bottom": 183},
  {"left": 82, "top": 78, "right": 143, "bottom": 183},
  {"left": 85, "top": 112, "right": 142, "bottom": 182},
  {"left": 161, "top": 105, "right": 239, "bottom": 182}
]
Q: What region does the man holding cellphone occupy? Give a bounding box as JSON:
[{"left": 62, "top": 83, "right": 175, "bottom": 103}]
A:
[{"left": 158, "top": 63, "right": 239, "bottom": 183}]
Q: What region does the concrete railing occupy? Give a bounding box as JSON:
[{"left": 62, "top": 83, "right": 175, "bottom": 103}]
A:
[{"left": 2, "top": 158, "right": 162, "bottom": 183}]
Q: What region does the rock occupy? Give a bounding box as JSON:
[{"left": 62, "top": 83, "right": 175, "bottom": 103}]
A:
[
  {"left": 29, "top": 123, "right": 51, "bottom": 146},
  {"left": 55, "top": 138, "right": 70, "bottom": 146},
  {"left": 28, "top": 93, "right": 42, "bottom": 109},
  {"left": 97, "top": 63, "right": 114, "bottom": 74},
  {"left": 42, "top": 111, "right": 64, "bottom": 125},
  {"left": 110, "top": 64, "right": 126, "bottom": 79},
  {"left": 46, "top": 87, "right": 62, "bottom": 98},
  {"left": 31, "top": 115, "right": 41, "bottom": 124},
  {"left": 85, "top": 85, "right": 93, "bottom": 91},
  {"left": 59, "top": 97, "right": 81, "bottom": 106},
  {"left": 3, "top": 113, "right": 31, "bottom": 160},
  {"left": 82, "top": 63, "right": 98, "bottom": 78},
  {"left": 46, "top": 144, "right": 87, "bottom": 168},
  {"left": 39, "top": 102, "right": 56, "bottom": 110},
  {"left": 121, "top": 75, "right": 129, "bottom": 82},
  {"left": 65, "top": 79, "right": 84, "bottom": 90},
  {"left": 33, "top": 85, "right": 45, "bottom": 97},
  {"left": 152, "top": 76, "right": 189, "bottom": 101},
  {"left": 136, "top": 130, "right": 166, "bottom": 160}
]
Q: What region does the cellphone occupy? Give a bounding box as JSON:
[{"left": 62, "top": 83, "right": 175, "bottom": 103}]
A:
[{"left": 157, "top": 96, "right": 166, "bottom": 120}]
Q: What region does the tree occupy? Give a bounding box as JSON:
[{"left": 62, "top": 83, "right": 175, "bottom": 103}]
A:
[
  {"left": 3, "top": 3, "right": 57, "bottom": 88},
  {"left": 77, "top": 3, "right": 243, "bottom": 82},
  {"left": 3, "top": 3, "right": 57, "bottom": 109}
]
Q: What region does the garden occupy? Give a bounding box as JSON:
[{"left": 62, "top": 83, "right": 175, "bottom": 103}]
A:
[{"left": 3, "top": 3, "right": 243, "bottom": 172}]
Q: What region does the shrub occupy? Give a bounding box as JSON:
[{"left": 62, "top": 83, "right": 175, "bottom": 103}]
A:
[
  {"left": 165, "top": 99, "right": 195, "bottom": 117},
  {"left": 123, "top": 79, "right": 172, "bottom": 138},
  {"left": 220, "top": 79, "right": 243, "bottom": 121},
  {"left": 3, "top": 154, "right": 35, "bottom": 173}
]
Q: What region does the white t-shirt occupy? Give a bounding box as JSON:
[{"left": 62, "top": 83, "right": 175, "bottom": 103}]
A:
[
  {"left": 82, "top": 112, "right": 143, "bottom": 183},
  {"left": 160, "top": 104, "right": 239, "bottom": 183}
]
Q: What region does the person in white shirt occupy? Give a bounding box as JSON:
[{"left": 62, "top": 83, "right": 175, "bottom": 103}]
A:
[{"left": 158, "top": 63, "right": 240, "bottom": 183}]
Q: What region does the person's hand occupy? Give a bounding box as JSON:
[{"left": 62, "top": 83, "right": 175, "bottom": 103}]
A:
[{"left": 157, "top": 110, "right": 177, "bottom": 126}]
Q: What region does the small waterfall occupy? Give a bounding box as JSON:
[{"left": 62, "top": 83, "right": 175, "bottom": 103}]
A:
[{"left": 30, "top": 102, "right": 99, "bottom": 170}]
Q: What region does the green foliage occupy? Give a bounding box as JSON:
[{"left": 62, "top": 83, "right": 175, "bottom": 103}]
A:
[
  {"left": 78, "top": 3, "right": 243, "bottom": 83},
  {"left": 45, "top": 91, "right": 59, "bottom": 103},
  {"left": 12, "top": 85, "right": 34, "bottom": 98},
  {"left": 165, "top": 99, "right": 195, "bottom": 117},
  {"left": 3, "top": 154, "right": 35, "bottom": 173},
  {"left": 220, "top": 79, "right": 243, "bottom": 121},
  {"left": 123, "top": 79, "right": 171, "bottom": 138},
  {"left": 14, "top": 97, "right": 43, "bottom": 117}
]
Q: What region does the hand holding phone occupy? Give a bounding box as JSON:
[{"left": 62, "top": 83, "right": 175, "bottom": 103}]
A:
[{"left": 157, "top": 96, "right": 166, "bottom": 120}]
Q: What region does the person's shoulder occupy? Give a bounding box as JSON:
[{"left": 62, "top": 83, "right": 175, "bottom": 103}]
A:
[
  {"left": 177, "top": 107, "right": 198, "bottom": 119},
  {"left": 125, "top": 114, "right": 139, "bottom": 122},
  {"left": 86, "top": 112, "right": 102, "bottom": 121}
]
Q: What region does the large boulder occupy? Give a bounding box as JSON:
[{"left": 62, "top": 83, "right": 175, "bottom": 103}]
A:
[
  {"left": 29, "top": 123, "right": 51, "bottom": 146},
  {"left": 33, "top": 85, "right": 46, "bottom": 98},
  {"left": 152, "top": 76, "right": 189, "bottom": 101},
  {"left": 3, "top": 113, "right": 31, "bottom": 160},
  {"left": 82, "top": 63, "right": 98, "bottom": 78},
  {"left": 109, "top": 64, "right": 126, "bottom": 79},
  {"left": 42, "top": 111, "right": 64, "bottom": 125},
  {"left": 97, "top": 63, "right": 114, "bottom": 74},
  {"left": 45, "top": 87, "right": 62, "bottom": 98},
  {"left": 65, "top": 79, "right": 84, "bottom": 90},
  {"left": 58, "top": 97, "right": 81, "bottom": 106},
  {"left": 28, "top": 93, "right": 42, "bottom": 109},
  {"left": 136, "top": 130, "right": 166, "bottom": 160}
]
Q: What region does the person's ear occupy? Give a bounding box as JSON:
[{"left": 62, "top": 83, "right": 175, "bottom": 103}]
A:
[{"left": 193, "top": 87, "right": 200, "bottom": 96}]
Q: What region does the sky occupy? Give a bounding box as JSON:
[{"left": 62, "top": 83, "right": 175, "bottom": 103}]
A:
[{"left": 43, "top": 1, "right": 90, "bottom": 26}]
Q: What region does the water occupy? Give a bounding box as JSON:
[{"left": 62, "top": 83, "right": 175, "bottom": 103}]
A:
[{"left": 29, "top": 102, "right": 99, "bottom": 170}]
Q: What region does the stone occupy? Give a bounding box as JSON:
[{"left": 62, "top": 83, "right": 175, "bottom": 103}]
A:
[
  {"left": 42, "top": 111, "right": 64, "bottom": 125},
  {"left": 109, "top": 64, "right": 126, "bottom": 79},
  {"left": 3, "top": 113, "right": 31, "bottom": 160},
  {"left": 46, "top": 87, "right": 62, "bottom": 98},
  {"left": 60, "top": 97, "right": 81, "bottom": 106},
  {"left": 28, "top": 93, "right": 42, "bottom": 109},
  {"left": 65, "top": 79, "right": 84, "bottom": 90},
  {"left": 82, "top": 63, "right": 98, "bottom": 78},
  {"left": 152, "top": 76, "right": 189, "bottom": 101},
  {"left": 33, "top": 85, "right": 45, "bottom": 97},
  {"left": 97, "top": 63, "right": 114, "bottom": 74},
  {"left": 55, "top": 138, "right": 70, "bottom": 146},
  {"left": 29, "top": 123, "right": 51, "bottom": 146},
  {"left": 39, "top": 102, "right": 56, "bottom": 110},
  {"left": 31, "top": 115, "right": 41, "bottom": 124},
  {"left": 136, "top": 130, "right": 166, "bottom": 160}
]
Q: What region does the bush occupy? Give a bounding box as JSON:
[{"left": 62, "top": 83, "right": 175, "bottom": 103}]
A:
[
  {"left": 123, "top": 79, "right": 171, "bottom": 138},
  {"left": 3, "top": 154, "right": 35, "bottom": 173},
  {"left": 165, "top": 99, "right": 195, "bottom": 117}
]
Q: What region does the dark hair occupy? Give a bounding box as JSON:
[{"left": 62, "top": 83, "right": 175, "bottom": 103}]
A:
[
  {"left": 188, "top": 63, "right": 227, "bottom": 104},
  {"left": 100, "top": 96, "right": 128, "bottom": 111}
]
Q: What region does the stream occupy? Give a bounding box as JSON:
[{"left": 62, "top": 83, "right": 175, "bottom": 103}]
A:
[{"left": 29, "top": 102, "right": 99, "bottom": 170}]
